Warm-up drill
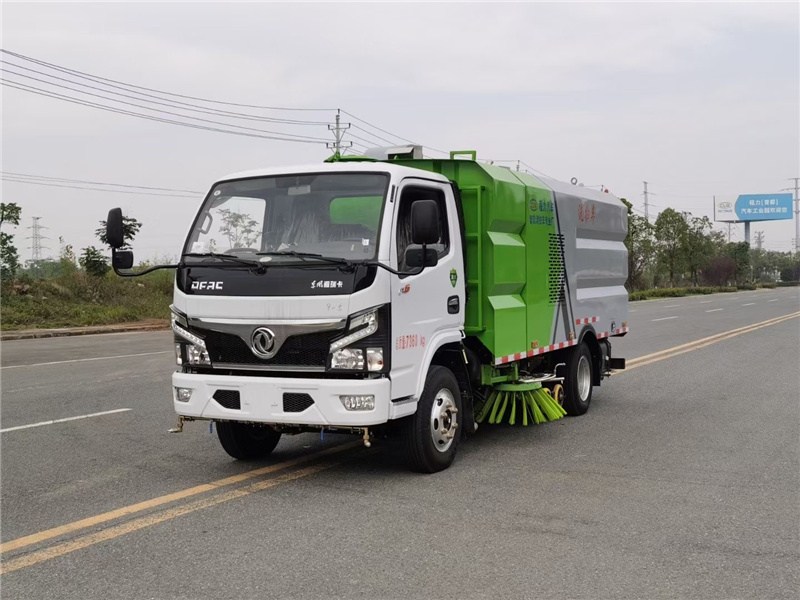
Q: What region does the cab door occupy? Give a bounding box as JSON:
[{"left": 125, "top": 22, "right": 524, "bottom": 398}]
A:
[{"left": 390, "top": 179, "right": 464, "bottom": 400}]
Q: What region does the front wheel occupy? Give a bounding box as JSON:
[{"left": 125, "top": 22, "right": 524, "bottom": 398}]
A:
[
  {"left": 562, "top": 342, "right": 593, "bottom": 416},
  {"left": 402, "top": 366, "right": 462, "bottom": 473},
  {"left": 216, "top": 422, "right": 282, "bottom": 460}
]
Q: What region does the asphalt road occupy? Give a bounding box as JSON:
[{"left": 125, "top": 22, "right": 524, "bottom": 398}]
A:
[{"left": 2, "top": 287, "right": 799, "bottom": 599}]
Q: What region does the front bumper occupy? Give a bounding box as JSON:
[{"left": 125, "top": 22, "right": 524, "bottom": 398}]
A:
[{"left": 171, "top": 372, "right": 391, "bottom": 427}]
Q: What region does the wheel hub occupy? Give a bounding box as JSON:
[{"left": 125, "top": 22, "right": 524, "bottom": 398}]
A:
[
  {"left": 577, "top": 355, "right": 591, "bottom": 402},
  {"left": 430, "top": 388, "right": 458, "bottom": 453}
]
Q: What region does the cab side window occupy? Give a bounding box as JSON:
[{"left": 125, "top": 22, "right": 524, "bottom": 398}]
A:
[{"left": 396, "top": 186, "right": 449, "bottom": 272}]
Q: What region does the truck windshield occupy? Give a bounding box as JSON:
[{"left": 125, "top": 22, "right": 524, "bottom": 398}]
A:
[{"left": 184, "top": 172, "right": 389, "bottom": 261}]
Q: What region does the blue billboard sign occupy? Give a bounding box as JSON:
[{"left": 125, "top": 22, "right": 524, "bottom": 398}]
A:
[{"left": 714, "top": 193, "right": 793, "bottom": 222}]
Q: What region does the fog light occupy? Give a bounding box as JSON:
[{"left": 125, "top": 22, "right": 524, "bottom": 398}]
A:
[
  {"left": 366, "top": 348, "right": 384, "bottom": 371},
  {"left": 339, "top": 395, "right": 375, "bottom": 411},
  {"left": 331, "top": 348, "right": 364, "bottom": 370},
  {"left": 174, "top": 387, "right": 193, "bottom": 402}
]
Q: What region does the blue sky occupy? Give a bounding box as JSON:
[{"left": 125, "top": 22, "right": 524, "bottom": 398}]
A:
[{"left": 2, "top": 2, "right": 798, "bottom": 256}]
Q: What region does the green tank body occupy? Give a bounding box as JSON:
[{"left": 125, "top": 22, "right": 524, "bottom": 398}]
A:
[{"left": 392, "top": 156, "right": 628, "bottom": 362}]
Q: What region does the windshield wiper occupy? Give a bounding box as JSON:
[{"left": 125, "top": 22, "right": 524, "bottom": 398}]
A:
[
  {"left": 256, "top": 251, "right": 355, "bottom": 269},
  {"left": 182, "top": 252, "right": 262, "bottom": 268}
]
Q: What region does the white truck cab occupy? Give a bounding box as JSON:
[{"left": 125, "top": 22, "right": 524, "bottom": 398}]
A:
[{"left": 172, "top": 162, "right": 463, "bottom": 421}]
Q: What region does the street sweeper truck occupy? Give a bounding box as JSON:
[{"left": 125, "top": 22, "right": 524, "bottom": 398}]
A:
[{"left": 105, "top": 146, "right": 628, "bottom": 473}]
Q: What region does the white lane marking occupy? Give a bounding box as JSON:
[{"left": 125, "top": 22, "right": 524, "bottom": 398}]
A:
[
  {"left": 664, "top": 304, "right": 682, "bottom": 308},
  {"left": 1, "top": 351, "right": 171, "bottom": 370},
  {"left": 742, "top": 303, "right": 755, "bottom": 306},
  {"left": 651, "top": 316, "right": 678, "bottom": 322},
  {"left": 768, "top": 299, "right": 779, "bottom": 302},
  {"left": 706, "top": 308, "right": 724, "bottom": 313},
  {"left": 629, "top": 310, "right": 638, "bottom": 313},
  {"left": 699, "top": 300, "right": 713, "bottom": 304},
  {"left": 0, "top": 409, "right": 132, "bottom": 433}
]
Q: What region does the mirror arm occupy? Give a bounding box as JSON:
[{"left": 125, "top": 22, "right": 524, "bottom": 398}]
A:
[
  {"left": 113, "top": 263, "right": 179, "bottom": 278},
  {"left": 365, "top": 243, "right": 427, "bottom": 276},
  {"left": 111, "top": 249, "right": 179, "bottom": 278}
]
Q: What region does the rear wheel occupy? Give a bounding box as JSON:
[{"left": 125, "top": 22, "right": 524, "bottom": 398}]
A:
[
  {"left": 563, "top": 342, "right": 593, "bottom": 416},
  {"left": 216, "top": 422, "right": 282, "bottom": 460},
  {"left": 402, "top": 366, "right": 462, "bottom": 473}
]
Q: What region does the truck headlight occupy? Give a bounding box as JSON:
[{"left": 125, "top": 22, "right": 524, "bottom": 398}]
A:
[
  {"left": 185, "top": 344, "right": 211, "bottom": 365},
  {"left": 331, "top": 348, "right": 364, "bottom": 370},
  {"left": 330, "top": 308, "right": 378, "bottom": 352},
  {"left": 172, "top": 317, "right": 211, "bottom": 366}
]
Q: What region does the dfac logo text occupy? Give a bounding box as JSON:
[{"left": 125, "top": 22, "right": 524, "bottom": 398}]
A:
[{"left": 191, "top": 281, "right": 223, "bottom": 290}]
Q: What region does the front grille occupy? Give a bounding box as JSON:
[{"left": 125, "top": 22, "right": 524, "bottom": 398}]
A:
[
  {"left": 283, "top": 393, "right": 314, "bottom": 412},
  {"left": 201, "top": 329, "right": 337, "bottom": 369},
  {"left": 213, "top": 389, "right": 241, "bottom": 410}
]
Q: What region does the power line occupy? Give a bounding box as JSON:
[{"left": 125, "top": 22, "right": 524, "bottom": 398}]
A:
[
  {"left": 2, "top": 177, "right": 200, "bottom": 198},
  {"left": 1, "top": 49, "right": 335, "bottom": 111},
  {"left": 1, "top": 171, "right": 202, "bottom": 194},
  {"left": 3, "top": 49, "right": 452, "bottom": 158},
  {"left": 340, "top": 110, "right": 448, "bottom": 155},
  {"left": 0, "top": 61, "right": 331, "bottom": 128},
  {"left": 1, "top": 80, "right": 328, "bottom": 145},
  {"left": 0, "top": 76, "right": 331, "bottom": 142},
  {"left": 0, "top": 62, "right": 332, "bottom": 127}
]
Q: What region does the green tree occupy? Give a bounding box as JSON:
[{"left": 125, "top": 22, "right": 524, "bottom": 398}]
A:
[
  {"left": 654, "top": 208, "right": 688, "bottom": 286},
  {"left": 0, "top": 202, "right": 22, "bottom": 281},
  {"left": 682, "top": 216, "right": 714, "bottom": 286},
  {"left": 79, "top": 246, "right": 110, "bottom": 277},
  {"left": 59, "top": 236, "right": 78, "bottom": 277},
  {"left": 218, "top": 208, "right": 261, "bottom": 249},
  {"left": 622, "top": 199, "right": 655, "bottom": 291},
  {"left": 725, "top": 242, "right": 751, "bottom": 284},
  {"left": 96, "top": 216, "right": 142, "bottom": 249}
]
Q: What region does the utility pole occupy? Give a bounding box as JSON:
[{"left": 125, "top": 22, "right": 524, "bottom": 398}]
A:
[
  {"left": 327, "top": 109, "right": 352, "bottom": 156},
  {"left": 27, "top": 216, "right": 49, "bottom": 278},
  {"left": 727, "top": 223, "right": 732, "bottom": 243},
  {"left": 792, "top": 177, "right": 799, "bottom": 253},
  {"left": 643, "top": 181, "right": 650, "bottom": 221},
  {"left": 754, "top": 231, "right": 764, "bottom": 250}
]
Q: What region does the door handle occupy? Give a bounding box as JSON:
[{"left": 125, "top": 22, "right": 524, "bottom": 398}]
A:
[{"left": 447, "top": 295, "right": 460, "bottom": 314}]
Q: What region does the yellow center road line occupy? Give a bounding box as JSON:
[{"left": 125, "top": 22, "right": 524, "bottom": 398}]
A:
[
  {"left": 622, "top": 312, "right": 799, "bottom": 372},
  {"left": 626, "top": 312, "right": 799, "bottom": 366},
  {"left": 0, "top": 460, "right": 342, "bottom": 575},
  {"left": 0, "top": 440, "right": 360, "bottom": 554}
]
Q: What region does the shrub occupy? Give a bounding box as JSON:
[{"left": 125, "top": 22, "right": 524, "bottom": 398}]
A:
[
  {"left": 628, "top": 286, "right": 737, "bottom": 301},
  {"left": 1, "top": 268, "right": 174, "bottom": 329}
]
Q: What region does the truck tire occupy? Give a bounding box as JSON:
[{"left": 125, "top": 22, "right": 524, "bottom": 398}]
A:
[
  {"left": 563, "top": 342, "right": 593, "bottom": 416},
  {"left": 216, "top": 422, "right": 281, "bottom": 460},
  {"left": 402, "top": 365, "right": 462, "bottom": 473}
]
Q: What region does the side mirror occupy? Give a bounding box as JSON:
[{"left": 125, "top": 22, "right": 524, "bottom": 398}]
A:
[
  {"left": 107, "top": 208, "right": 125, "bottom": 249},
  {"left": 112, "top": 249, "right": 134, "bottom": 270},
  {"left": 405, "top": 245, "right": 439, "bottom": 269},
  {"left": 411, "top": 200, "right": 439, "bottom": 245}
]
